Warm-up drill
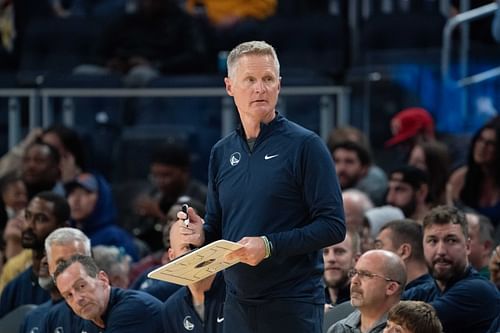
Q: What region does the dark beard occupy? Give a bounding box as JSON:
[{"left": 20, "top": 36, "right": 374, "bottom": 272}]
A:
[
  {"left": 429, "top": 260, "right": 466, "bottom": 285},
  {"left": 325, "top": 272, "right": 349, "bottom": 290},
  {"left": 21, "top": 230, "right": 43, "bottom": 250},
  {"left": 338, "top": 174, "right": 358, "bottom": 190},
  {"left": 400, "top": 196, "right": 417, "bottom": 218}
]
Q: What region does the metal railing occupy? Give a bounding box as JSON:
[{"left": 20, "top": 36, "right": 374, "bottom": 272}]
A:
[
  {"left": 0, "top": 89, "right": 38, "bottom": 148},
  {"left": 1, "top": 85, "right": 351, "bottom": 147},
  {"left": 442, "top": 2, "right": 500, "bottom": 86}
]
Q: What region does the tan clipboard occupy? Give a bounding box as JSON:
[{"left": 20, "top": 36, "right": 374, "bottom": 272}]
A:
[{"left": 147, "top": 239, "right": 242, "bottom": 285}]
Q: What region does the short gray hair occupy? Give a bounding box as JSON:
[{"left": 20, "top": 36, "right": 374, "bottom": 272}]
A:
[
  {"left": 227, "top": 41, "right": 280, "bottom": 79},
  {"left": 342, "top": 189, "right": 374, "bottom": 212},
  {"left": 92, "top": 245, "right": 131, "bottom": 277},
  {"left": 45, "top": 227, "right": 91, "bottom": 260}
]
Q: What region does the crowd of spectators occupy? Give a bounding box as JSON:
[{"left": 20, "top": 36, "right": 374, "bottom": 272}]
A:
[{"left": 0, "top": 107, "right": 497, "bottom": 332}]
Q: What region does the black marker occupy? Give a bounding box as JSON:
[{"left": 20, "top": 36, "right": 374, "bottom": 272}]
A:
[
  {"left": 181, "top": 204, "right": 190, "bottom": 227},
  {"left": 181, "top": 204, "right": 197, "bottom": 250}
]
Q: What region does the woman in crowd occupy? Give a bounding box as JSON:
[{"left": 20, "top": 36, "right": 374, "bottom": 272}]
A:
[
  {"left": 408, "top": 140, "right": 450, "bottom": 206},
  {"left": 448, "top": 116, "right": 500, "bottom": 228}
]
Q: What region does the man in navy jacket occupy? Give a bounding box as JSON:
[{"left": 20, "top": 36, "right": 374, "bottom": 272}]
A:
[
  {"left": 162, "top": 221, "right": 225, "bottom": 332},
  {"left": 42, "top": 227, "right": 101, "bottom": 333},
  {"left": 54, "top": 254, "right": 163, "bottom": 333},
  {"left": 403, "top": 205, "right": 500, "bottom": 333},
  {"left": 178, "top": 40, "right": 345, "bottom": 333}
]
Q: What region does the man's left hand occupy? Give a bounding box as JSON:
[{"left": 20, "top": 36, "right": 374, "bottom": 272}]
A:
[{"left": 226, "top": 237, "right": 266, "bottom": 266}]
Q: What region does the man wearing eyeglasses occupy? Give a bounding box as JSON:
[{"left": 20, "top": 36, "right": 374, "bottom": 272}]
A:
[{"left": 327, "top": 249, "right": 406, "bottom": 333}]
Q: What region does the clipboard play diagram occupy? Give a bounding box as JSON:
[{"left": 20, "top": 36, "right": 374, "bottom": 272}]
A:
[{"left": 147, "top": 240, "right": 242, "bottom": 285}]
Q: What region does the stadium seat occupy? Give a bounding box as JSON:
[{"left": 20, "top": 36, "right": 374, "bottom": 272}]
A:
[
  {"left": 0, "top": 304, "right": 38, "bottom": 332},
  {"left": 323, "top": 301, "right": 355, "bottom": 333}
]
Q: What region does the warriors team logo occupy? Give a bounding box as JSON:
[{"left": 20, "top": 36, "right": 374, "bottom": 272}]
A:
[
  {"left": 183, "top": 316, "right": 194, "bottom": 330},
  {"left": 229, "top": 152, "right": 241, "bottom": 166}
]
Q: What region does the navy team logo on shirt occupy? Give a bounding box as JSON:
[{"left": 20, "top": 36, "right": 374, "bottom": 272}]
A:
[
  {"left": 183, "top": 316, "right": 194, "bottom": 330},
  {"left": 230, "top": 152, "right": 241, "bottom": 166}
]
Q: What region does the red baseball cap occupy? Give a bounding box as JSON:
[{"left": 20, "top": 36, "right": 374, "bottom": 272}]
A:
[{"left": 385, "top": 107, "right": 435, "bottom": 147}]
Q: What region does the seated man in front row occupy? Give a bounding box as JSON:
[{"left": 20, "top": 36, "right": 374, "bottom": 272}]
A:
[
  {"left": 328, "top": 249, "right": 406, "bottom": 333},
  {"left": 162, "top": 220, "right": 226, "bottom": 332},
  {"left": 54, "top": 255, "right": 164, "bottom": 332}
]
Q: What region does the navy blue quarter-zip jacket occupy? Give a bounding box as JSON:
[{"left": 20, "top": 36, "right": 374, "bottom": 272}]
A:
[
  {"left": 162, "top": 273, "right": 225, "bottom": 333},
  {"left": 204, "top": 112, "right": 345, "bottom": 303}
]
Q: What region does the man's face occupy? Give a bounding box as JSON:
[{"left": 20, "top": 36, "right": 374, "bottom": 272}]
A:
[
  {"left": 333, "top": 148, "right": 366, "bottom": 189},
  {"left": 386, "top": 173, "right": 417, "bottom": 218},
  {"left": 150, "top": 163, "right": 187, "bottom": 195},
  {"left": 323, "top": 234, "right": 356, "bottom": 289},
  {"left": 56, "top": 262, "right": 109, "bottom": 322},
  {"left": 68, "top": 188, "right": 97, "bottom": 221},
  {"left": 168, "top": 222, "right": 192, "bottom": 261},
  {"left": 374, "top": 228, "right": 399, "bottom": 253},
  {"left": 423, "top": 223, "right": 470, "bottom": 285},
  {"left": 48, "top": 241, "right": 88, "bottom": 276},
  {"left": 22, "top": 197, "right": 58, "bottom": 249},
  {"left": 224, "top": 54, "right": 280, "bottom": 125},
  {"left": 349, "top": 253, "right": 395, "bottom": 310},
  {"left": 22, "top": 144, "right": 59, "bottom": 185}
]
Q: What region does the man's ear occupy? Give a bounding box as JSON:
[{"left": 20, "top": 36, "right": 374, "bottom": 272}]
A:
[
  {"left": 98, "top": 270, "right": 110, "bottom": 285},
  {"left": 168, "top": 248, "right": 175, "bottom": 262},
  {"left": 398, "top": 243, "right": 412, "bottom": 261},
  {"left": 224, "top": 77, "right": 233, "bottom": 96},
  {"left": 483, "top": 239, "right": 493, "bottom": 254},
  {"left": 386, "top": 281, "right": 401, "bottom": 296}
]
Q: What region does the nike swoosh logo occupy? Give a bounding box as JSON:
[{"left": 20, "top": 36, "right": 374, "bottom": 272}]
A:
[
  {"left": 217, "top": 317, "right": 224, "bottom": 323},
  {"left": 264, "top": 154, "right": 279, "bottom": 160}
]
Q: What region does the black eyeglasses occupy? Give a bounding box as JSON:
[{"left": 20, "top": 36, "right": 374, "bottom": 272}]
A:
[{"left": 348, "top": 268, "right": 401, "bottom": 285}]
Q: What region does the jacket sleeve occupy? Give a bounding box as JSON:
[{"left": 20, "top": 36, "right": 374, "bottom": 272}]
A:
[
  {"left": 266, "top": 134, "right": 346, "bottom": 258},
  {"left": 203, "top": 146, "right": 223, "bottom": 244}
]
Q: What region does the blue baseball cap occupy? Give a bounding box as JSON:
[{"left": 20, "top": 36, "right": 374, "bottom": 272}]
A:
[{"left": 65, "top": 173, "right": 98, "bottom": 193}]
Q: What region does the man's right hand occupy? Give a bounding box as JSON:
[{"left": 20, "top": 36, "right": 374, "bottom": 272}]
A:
[{"left": 177, "top": 207, "right": 205, "bottom": 248}]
